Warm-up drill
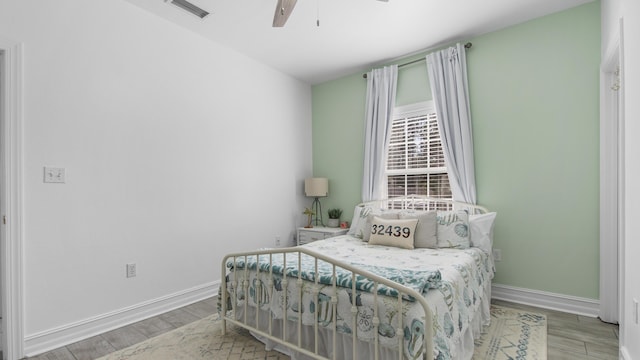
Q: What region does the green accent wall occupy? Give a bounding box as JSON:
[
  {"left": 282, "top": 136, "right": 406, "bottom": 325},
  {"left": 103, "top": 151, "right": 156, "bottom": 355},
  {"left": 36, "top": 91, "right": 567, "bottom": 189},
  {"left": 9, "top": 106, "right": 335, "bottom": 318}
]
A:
[
  {"left": 312, "top": 2, "right": 600, "bottom": 298},
  {"left": 312, "top": 73, "right": 367, "bottom": 216}
]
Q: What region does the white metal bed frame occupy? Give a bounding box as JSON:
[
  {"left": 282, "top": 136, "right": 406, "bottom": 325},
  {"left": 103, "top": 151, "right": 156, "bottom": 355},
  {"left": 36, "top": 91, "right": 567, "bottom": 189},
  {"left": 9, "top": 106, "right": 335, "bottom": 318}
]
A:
[{"left": 220, "top": 196, "right": 488, "bottom": 360}]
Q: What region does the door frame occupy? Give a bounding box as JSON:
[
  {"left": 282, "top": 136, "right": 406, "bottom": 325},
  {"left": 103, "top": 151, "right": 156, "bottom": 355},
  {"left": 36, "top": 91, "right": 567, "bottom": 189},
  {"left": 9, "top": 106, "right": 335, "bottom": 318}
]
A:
[
  {"left": 599, "top": 22, "right": 623, "bottom": 325},
  {"left": 0, "top": 37, "right": 25, "bottom": 360}
]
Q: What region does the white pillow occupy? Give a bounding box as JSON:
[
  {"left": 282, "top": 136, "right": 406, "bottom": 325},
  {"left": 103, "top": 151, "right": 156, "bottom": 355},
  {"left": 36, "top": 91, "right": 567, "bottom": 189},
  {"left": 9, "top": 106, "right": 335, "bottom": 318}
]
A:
[
  {"left": 469, "top": 212, "right": 497, "bottom": 254},
  {"left": 368, "top": 216, "right": 418, "bottom": 249},
  {"left": 399, "top": 210, "right": 437, "bottom": 248},
  {"left": 347, "top": 206, "right": 364, "bottom": 236},
  {"left": 436, "top": 210, "right": 470, "bottom": 249}
]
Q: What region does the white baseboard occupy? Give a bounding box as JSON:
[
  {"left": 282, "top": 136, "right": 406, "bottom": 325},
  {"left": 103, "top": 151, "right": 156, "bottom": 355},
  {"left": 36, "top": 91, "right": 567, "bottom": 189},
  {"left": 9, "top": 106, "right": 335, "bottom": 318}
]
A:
[
  {"left": 24, "top": 281, "right": 220, "bottom": 357},
  {"left": 491, "top": 283, "right": 600, "bottom": 317}
]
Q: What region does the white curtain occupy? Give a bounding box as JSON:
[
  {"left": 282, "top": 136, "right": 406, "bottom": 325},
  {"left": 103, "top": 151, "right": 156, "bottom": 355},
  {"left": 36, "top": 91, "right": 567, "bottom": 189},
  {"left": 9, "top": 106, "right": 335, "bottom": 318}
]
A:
[
  {"left": 426, "top": 44, "right": 477, "bottom": 204},
  {"left": 362, "top": 65, "right": 398, "bottom": 202}
]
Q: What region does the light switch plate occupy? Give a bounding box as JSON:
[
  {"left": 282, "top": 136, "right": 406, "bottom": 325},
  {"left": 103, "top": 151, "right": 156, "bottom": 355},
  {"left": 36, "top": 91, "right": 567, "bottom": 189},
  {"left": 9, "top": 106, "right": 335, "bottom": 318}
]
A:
[
  {"left": 44, "top": 167, "right": 66, "bottom": 183},
  {"left": 126, "top": 263, "right": 137, "bottom": 278}
]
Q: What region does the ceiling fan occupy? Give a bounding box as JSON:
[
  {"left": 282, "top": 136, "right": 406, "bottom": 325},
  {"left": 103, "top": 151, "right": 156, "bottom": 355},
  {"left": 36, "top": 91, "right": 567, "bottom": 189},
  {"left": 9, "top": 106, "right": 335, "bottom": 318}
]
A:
[{"left": 272, "top": 0, "right": 389, "bottom": 27}]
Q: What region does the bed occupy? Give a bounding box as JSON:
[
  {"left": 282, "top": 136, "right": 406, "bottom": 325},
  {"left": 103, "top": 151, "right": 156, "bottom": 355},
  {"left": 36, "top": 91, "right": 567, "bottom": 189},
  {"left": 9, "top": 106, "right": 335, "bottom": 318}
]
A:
[{"left": 219, "top": 196, "right": 496, "bottom": 360}]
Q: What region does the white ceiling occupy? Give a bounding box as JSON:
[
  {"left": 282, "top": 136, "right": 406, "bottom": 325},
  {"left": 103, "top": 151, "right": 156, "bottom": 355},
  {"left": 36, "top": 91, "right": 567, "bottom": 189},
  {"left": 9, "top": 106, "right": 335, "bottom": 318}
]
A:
[{"left": 125, "top": 0, "right": 594, "bottom": 85}]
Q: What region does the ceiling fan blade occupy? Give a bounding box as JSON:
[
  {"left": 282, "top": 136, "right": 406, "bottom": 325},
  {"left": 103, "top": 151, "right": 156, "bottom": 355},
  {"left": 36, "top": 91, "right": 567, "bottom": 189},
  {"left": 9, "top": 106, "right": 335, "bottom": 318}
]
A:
[{"left": 272, "top": 0, "right": 298, "bottom": 27}]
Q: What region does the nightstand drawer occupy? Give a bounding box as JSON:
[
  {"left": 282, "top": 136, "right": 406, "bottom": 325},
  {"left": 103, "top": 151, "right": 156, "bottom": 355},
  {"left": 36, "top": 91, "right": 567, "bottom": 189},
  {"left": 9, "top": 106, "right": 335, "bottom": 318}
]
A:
[
  {"left": 298, "top": 231, "right": 325, "bottom": 245},
  {"left": 297, "top": 227, "right": 348, "bottom": 246}
]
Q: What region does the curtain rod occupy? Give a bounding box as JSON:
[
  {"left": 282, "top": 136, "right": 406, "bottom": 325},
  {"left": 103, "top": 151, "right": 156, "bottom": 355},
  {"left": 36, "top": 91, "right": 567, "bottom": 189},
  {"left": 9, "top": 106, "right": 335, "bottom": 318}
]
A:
[{"left": 362, "top": 42, "right": 472, "bottom": 79}]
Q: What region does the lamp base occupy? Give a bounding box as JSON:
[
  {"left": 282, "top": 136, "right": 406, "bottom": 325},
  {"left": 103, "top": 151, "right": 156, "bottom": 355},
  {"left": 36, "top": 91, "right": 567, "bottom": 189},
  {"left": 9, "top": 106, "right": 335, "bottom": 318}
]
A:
[{"left": 310, "top": 197, "right": 324, "bottom": 227}]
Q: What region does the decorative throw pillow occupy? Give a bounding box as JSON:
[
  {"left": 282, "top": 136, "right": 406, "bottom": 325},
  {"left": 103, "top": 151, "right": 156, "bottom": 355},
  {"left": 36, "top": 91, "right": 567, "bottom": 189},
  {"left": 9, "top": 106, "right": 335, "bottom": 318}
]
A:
[
  {"left": 469, "top": 212, "right": 497, "bottom": 254},
  {"left": 436, "top": 210, "right": 470, "bottom": 249},
  {"left": 347, "top": 206, "right": 365, "bottom": 237},
  {"left": 399, "top": 210, "right": 437, "bottom": 248},
  {"left": 348, "top": 205, "right": 399, "bottom": 240},
  {"left": 368, "top": 216, "right": 418, "bottom": 249},
  {"left": 363, "top": 212, "right": 399, "bottom": 242}
]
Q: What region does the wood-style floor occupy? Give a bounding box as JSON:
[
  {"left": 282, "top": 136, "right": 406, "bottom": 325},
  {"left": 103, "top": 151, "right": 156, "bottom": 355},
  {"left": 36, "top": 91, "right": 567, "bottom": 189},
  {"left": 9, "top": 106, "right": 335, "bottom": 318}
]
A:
[
  {"left": 23, "top": 298, "right": 619, "bottom": 360},
  {"left": 23, "top": 298, "right": 218, "bottom": 360}
]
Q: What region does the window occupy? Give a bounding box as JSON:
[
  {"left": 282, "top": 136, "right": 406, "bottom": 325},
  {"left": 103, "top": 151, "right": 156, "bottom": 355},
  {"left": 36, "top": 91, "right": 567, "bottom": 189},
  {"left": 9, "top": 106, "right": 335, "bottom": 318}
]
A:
[{"left": 386, "top": 101, "right": 451, "bottom": 202}]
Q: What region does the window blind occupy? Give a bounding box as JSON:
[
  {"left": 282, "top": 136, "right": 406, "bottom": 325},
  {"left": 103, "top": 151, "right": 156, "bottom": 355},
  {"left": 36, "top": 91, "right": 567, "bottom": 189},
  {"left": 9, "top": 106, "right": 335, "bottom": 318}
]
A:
[{"left": 386, "top": 108, "right": 451, "bottom": 201}]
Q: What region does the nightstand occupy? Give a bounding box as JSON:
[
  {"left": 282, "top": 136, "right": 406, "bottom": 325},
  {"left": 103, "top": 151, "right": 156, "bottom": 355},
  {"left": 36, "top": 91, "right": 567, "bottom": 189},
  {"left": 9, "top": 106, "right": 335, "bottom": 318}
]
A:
[{"left": 297, "top": 227, "right": 348, "bottom": 246}]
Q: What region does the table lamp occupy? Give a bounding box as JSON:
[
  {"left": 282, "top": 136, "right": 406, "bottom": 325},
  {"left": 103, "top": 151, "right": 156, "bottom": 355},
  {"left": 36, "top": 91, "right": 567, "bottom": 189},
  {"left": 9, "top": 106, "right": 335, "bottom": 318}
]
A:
[{"left": 305, "top": 177, "right": 328, "bottom": 227}]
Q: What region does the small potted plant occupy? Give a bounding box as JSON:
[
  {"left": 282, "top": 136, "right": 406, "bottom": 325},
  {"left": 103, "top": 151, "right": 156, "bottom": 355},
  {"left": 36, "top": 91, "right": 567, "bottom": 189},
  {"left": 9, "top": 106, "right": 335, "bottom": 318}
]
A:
[{"left": 327, "top": 208, "right": 343, "bottom": 228}]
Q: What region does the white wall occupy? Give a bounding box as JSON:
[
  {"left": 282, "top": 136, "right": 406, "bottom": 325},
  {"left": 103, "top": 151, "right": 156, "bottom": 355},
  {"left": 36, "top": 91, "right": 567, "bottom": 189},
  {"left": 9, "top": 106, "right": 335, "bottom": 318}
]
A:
[
  {"left": 602, "top": 0, "right": 640, "bottom": 359},
  {"left": 0, "top": 0, "right": 312, "bottom": 355}
]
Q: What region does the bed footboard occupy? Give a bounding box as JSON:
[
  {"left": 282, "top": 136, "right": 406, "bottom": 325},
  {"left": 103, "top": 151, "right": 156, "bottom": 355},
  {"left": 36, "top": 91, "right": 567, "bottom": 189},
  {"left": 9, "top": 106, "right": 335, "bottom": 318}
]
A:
[{"left": 220, "top": 247, "right": 434, "bottom": 360}]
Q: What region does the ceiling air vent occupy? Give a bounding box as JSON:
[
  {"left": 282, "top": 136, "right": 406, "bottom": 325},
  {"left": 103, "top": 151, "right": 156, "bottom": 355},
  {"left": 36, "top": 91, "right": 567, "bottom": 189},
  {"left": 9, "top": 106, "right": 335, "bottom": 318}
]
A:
[{"left": 167, "top": 0, "right": 210, "bottom": 19}]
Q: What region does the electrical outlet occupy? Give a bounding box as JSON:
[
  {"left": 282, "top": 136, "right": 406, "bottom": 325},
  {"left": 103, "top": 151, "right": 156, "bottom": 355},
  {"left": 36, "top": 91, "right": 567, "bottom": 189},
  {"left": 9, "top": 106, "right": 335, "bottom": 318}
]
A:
[
  {"left": 126, "top": 263, "right": 137, "bottom": 278},
  {"left": 43, "top": 167, "right": 66, "bottom": 183},
  {"left": 275, "top": 236, "right": 281, "bottom": 247},
  {"left": 492, "top": 249, "right": 502, "bottom": 262}
]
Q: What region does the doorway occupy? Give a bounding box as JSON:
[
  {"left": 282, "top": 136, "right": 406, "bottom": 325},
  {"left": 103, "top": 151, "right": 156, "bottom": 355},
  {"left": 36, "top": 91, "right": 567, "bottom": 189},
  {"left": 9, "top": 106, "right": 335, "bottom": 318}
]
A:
[
  {"left": 1, "top": 47, "right": 4, "bottom": 360},
  {"left": 0, "top": 39, "right": 25, "bottom": 360}
]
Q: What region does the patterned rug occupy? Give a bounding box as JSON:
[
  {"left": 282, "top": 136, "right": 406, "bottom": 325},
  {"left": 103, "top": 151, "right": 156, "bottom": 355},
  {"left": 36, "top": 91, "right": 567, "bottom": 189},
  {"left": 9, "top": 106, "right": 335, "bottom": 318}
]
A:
[
  {"left": 473, "top": 305, "right": 547, "bottom": 359},
  {"left": 97, "top": 305, "right": 546, "bottom": 360}
]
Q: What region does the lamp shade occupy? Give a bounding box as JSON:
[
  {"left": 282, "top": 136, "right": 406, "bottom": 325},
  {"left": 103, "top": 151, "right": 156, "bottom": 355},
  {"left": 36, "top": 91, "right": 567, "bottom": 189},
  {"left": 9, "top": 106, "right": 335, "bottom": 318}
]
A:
[{"left": 305, "top": 178, "right": 328, "bottom": 197}]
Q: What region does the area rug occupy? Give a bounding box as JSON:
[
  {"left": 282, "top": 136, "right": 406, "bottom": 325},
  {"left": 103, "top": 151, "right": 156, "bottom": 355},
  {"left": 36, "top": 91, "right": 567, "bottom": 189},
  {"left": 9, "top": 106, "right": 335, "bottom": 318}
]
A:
[
  {"left": 96, "top": 316, "right": 287, "bottom": 360},
  {"left": 97, "top": 305, "right": 546, "bottom": 360},
  {"left": 473, "top": 305, "right": 547, "bottom": 360}
]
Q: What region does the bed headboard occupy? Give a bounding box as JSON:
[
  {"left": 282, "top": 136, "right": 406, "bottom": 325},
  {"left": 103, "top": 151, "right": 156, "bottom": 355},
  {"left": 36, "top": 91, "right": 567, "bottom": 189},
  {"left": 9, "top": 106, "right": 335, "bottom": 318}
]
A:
[{"left": 358, "top": 195, "right": 488, "bottom": 214}]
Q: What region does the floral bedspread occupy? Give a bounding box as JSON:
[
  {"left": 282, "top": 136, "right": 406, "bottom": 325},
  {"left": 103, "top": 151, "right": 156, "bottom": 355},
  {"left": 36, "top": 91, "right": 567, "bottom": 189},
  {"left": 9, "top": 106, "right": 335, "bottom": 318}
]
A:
[{"left": 223, "top": 236, "right": 494, "bottom": 359}]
